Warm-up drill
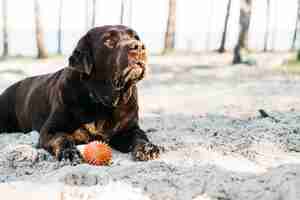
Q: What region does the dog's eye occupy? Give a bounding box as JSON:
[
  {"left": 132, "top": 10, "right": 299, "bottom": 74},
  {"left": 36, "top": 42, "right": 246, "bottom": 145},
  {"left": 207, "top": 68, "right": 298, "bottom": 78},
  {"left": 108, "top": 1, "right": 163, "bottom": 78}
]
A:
[{"left": 104, "top": 38, "right": 116, "bottom": 49}]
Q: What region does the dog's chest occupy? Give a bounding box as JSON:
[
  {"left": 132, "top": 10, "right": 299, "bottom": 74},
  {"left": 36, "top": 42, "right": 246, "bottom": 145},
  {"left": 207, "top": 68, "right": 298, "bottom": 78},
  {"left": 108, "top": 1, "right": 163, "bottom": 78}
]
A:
[{"left": 82, "top": 105, "right": 135, "bottom": 141}]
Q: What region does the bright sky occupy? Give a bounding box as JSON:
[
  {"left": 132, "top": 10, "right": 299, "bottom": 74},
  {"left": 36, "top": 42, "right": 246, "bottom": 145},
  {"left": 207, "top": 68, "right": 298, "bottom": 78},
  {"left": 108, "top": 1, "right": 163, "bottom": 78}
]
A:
[{"left": 0, "top": 0, "right": 298, "bottom": 56}]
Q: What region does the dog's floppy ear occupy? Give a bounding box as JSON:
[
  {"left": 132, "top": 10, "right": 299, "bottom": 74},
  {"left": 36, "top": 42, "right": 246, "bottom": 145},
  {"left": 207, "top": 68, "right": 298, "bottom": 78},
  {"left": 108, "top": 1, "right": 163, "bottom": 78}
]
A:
[{"left": 68, "top": 34, "right": 93, "bottom": 75}]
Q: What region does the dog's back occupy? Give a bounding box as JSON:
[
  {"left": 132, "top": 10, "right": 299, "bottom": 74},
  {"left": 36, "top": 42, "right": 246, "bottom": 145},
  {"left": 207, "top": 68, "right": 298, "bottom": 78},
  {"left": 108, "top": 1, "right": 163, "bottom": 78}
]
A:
[
  {"left": 0, "top": 70, "right": 64, "bottom": 133},
  {"left": 0, "top": 81, "right": 21, "bottom": 133}
]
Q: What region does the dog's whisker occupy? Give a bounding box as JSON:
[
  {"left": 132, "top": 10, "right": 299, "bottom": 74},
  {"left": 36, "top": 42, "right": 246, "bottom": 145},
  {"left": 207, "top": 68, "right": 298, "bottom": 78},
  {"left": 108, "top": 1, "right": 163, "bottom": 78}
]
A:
[
  {"left": 124, "top": 73, "right": 132, "bottom": 83},
  {"left": 123, "top": 67, "right": 131, "bottom": 76}
]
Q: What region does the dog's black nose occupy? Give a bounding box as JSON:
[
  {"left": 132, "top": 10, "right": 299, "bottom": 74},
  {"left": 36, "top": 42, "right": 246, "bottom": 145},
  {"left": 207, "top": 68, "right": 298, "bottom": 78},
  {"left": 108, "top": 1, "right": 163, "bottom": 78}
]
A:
[{"left": 129, "top": 41, "right": 145, "bottom": 52}]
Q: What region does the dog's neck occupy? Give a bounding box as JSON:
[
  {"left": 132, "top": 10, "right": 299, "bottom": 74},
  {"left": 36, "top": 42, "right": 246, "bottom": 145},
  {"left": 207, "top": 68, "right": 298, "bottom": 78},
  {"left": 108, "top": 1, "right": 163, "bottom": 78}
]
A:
[{"left": 63, "top": 67, "right": 135, "bottom": 107}]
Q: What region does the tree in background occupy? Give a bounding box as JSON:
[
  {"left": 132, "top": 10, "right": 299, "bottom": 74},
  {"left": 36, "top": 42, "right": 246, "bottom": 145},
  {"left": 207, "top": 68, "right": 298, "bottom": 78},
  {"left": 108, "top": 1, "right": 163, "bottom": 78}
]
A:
[
  {"left": 57, "top": 0, "right": 63, "bottom": 55},
  {"left": 271, "top": 0, "right": 278, "bottom": 51},
  {"left": 294, "top": 0, "right": 300, "bottom": 60},
  {"left": 233, "top": 0, "right": 253, "bottom": 64},
  {"left": 2, "top": 0, "right": 8, "bottom": 58},
  {"left": 120, "top": 0, "right": 125, "bottom": 25},
  {"left": 128, "top": 0, "right": 133, "bottom": 26},
  {"left": 163, "top": 0, "right": 176, "bottom": 54},
  {"left": 34, "top": 0, "right": 48, "bottom": 59},
  {"left": 292, "top": 0, "right": 300, "bottom": 51},
  {"left": 85, "top": 0, "right": 90, "bottom": 30},
  {"left": 218, "top": 0, "right": 232, "bottom": 53},
  {"left": 92, "top": 0, "right": 97, "bottom": 27},
  {"left": 264, "top": 0, "right": 271, "bottom": 52}
]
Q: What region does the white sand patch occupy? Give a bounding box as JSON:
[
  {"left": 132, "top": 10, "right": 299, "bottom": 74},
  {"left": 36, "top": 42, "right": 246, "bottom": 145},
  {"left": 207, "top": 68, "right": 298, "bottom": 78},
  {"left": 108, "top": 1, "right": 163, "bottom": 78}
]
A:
[
  {"left": 62, "top": 182, "right": 150, "bottom": 200},
  {"left": 160, "top": 147, "right": 266, "bottom": 173},
  {"left": 193, "top": 194, "right": 214, "bottom": 200},
  {"left": 0, "top": 181, "right": 149, "bottom": 200}
]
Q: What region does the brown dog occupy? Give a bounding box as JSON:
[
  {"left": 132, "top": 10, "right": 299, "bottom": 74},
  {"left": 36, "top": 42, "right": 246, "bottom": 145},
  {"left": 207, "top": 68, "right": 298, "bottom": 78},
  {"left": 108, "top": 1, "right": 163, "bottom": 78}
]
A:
[{"left": 0, "top": 25, "right": 160, "bottom": 164}]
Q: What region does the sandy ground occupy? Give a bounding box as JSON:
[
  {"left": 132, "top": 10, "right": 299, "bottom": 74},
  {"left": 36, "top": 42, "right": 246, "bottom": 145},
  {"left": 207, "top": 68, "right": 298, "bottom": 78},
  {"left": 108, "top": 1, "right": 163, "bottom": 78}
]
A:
[{"left": 0, "top": 53, "right": 300, "bottom": 200}]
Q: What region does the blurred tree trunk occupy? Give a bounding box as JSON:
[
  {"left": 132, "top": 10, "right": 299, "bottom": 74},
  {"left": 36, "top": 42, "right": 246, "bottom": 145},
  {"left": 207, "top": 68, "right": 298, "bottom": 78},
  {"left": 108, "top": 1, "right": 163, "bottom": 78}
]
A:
[
  {"left": 297, "top": 50, "right": 300, "bottom": 61},
  {"left": 85, "top": 0, "right": 88, "bottom": 30},
  {"left": 128, "top": 0, "right": 132, "bottom": 26},
  {"left": 92, "top": 0, "right": 97, "bottom": 27},
  {"left": 233, "top": 0, "right": 252, "bottom": 64},
  {"left": 34, "top": 0, "right": 48, "bottom": 59},
  {"left": 120, "top": 0, "right": 125, "bottom": 25},
  {"left": 292, "top": 0, "right": 300, "bottom": 51},
  {"left": 264, "top": 0, "right": 271, "bottom": 52},
  {"left": 163, "top": 0, "right": 176, "bottom": 54},
  {"left": 218, "top": 0, "right": 232, "bottom": 53},
  {"left": 57, "top": 0, "right": 63, "bottom": 55},
  {"left": 206, "top": 0, "right": 214, "bottom": 51},
  {"left": 2, "top": 0, "right": 8, "bottom": 58},
  {"left": 271, "top": 0, "right": 278, "bottom": 51}
]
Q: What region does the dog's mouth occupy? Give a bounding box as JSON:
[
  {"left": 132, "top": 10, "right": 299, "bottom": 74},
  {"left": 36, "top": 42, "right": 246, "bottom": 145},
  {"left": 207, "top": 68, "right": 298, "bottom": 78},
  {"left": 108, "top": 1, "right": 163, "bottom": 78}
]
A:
[
  {"left": 106, "top": 48, "right": 148, "bottom": 106},
  {"left": 123, "top": 60, "right": 146, "bottom": 83},
  {"left": 122, "top": 46, "right": 148, "bottom": 84},
  {"left": 112, "top": 60, "right": 146, "bottom": 92}
]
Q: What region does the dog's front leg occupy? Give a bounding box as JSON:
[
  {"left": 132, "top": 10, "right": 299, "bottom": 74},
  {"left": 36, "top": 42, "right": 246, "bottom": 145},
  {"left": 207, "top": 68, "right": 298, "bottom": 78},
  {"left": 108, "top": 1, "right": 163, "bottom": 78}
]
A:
[
  {"left": 38, "top": 112, "right": 82, "bottom": 164},
  {"left": 131, "top": 127, "right": 161, "bottom": 161},
  {"left": 109, "top": 125, "right": 163, "bottom": 161},
  {"left": 109, "top": 125, "right": 161, "bottom": 161}
]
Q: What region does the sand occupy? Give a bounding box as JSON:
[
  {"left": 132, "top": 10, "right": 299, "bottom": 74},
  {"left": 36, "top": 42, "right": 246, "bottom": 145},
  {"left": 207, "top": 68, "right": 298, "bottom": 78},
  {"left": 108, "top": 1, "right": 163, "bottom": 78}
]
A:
[{"left": 0, "top": 53, "right": 300, "bottom": 200}]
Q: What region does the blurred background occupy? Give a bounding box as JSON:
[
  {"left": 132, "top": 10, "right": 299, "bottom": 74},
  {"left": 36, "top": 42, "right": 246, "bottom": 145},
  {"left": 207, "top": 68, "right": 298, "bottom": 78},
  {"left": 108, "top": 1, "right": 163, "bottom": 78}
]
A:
[
  {"left": 0, "top": 0, "right": 300, "bottom": 116},
  {"left": 0, "top": 0, "right": 299, "bottom": 57},
  {"left": 3, "top": 1, "right": 300, "bottom": 197}
]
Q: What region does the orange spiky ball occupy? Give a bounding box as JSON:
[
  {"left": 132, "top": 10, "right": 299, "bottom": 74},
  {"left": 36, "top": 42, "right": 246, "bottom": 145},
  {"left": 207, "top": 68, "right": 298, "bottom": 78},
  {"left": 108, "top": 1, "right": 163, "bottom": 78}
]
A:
[{"left": 83, "top": 141, "right": 112, "bottom": 166}]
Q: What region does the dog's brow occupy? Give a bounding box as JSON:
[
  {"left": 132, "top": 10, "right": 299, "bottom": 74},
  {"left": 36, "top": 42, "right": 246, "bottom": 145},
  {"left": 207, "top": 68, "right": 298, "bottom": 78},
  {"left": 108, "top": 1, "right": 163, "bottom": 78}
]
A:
[
  {"left": 126, "top": 29, "right": 140, "bottom": 40},
  {"left": 107, "top": 29, "right": 119, "bottom": 37}
]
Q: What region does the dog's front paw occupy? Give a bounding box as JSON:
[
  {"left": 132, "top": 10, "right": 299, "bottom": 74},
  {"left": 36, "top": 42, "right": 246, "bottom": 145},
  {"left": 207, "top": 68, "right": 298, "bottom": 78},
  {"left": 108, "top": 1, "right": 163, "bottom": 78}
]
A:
[
  {"left": 133, "top": 143, "right": 161, "bottom": 161},
  {"left": 58, "top": 147, "right": 83, "bottom": 165},
  {"left": 56, "top": 141, "right": 83, "bottom": 165}
]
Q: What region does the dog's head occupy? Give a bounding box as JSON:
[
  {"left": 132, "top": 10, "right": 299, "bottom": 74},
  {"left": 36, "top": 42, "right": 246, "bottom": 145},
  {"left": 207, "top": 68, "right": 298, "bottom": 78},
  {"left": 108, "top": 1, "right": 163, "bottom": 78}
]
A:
[{"left": 68, "top": 25, "right": 148, "bottom": 106}]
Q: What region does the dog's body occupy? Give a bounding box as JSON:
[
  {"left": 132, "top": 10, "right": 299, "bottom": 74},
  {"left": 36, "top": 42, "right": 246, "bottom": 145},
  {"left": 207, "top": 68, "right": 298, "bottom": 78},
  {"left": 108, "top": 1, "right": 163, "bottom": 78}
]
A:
[{"left": 0, "top": 25, "right": 160, "bottom": 163}]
